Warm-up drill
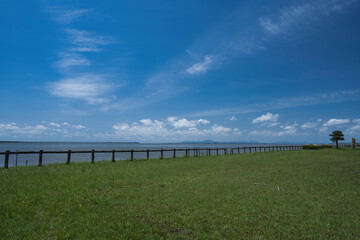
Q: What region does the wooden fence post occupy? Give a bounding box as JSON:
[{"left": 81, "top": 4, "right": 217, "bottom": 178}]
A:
[
  {"left": 254, "top": 147, "right": 257, "bottom": 152},
  {"left": 112, "top": 149, "right": 115, "bottom": 162},
  {"left": 67, "top": 150, "right": 71, "bottom": 165},
  {"left": 38, "top": 150, "right": 43, "bottom": 167},
  {"left": 224, "top": 148, "right": 227, "bottom": 155},
  {"left": 161, "top": 149, "right": 163, "bottom": 159},
  {"left": 4, "top": 151, "right": 9, "bottom": 169},
  {"left": 243, "top": 147, "right": 246, "bottom": 153},
  {"left": 130, "top": 150, "right": 134, "bottom": 161},
  {"left": 185, "top": 149, "right": 188, "bottom": 157},
  {"left": 216, "top": 148, "right": 219, "bottom": 155},
  {"left": 173, "top": 149, "right": 176, "bottom": 158},
  {"left": 91, "top": 150, "right": 95, "bottom": 163},
  {"left": 147, "top": 149, "right": 149, "bottom": 160}
]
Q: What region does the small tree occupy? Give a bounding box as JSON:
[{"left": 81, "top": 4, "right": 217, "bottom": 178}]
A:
[{"left": 329, "top": 130, "right": 345, "bottom": 149}]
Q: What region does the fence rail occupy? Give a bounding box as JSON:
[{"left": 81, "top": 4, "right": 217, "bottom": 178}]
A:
[{"left": 1, "top": 145, "right": 303, "bottom": 168}]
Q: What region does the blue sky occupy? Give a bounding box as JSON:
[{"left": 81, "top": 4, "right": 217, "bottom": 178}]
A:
[{"left": 1, "top": 0, "right": 360, "bottom": 143}]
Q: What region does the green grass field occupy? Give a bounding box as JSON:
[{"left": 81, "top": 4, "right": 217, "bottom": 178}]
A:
[{"left": 1, "top": 148, "right": 360, "bottom": 239}]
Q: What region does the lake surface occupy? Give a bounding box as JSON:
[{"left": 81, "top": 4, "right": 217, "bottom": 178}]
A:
[{"left": 0, "top": 142, "right": 288, "bottom": 167}]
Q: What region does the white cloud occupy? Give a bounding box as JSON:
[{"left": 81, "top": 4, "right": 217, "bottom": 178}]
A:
[
  {"left": 0, "top": 121, "right": 88, "bottom": 139},
  {"left": 281, "top": 124, "right": 298, "bottom": 135},
  {"left": 301, "top": 122, "right": 319, "bottom": 129},
  {"left": 323, "top": 119, "right": 350, "bottom": 127},
  {"left": 168, "top": 117, "right": 210, "bottom": 128},
  {"left": 186, "top": 55, "right": 213, "bottom": 75},
  {"left": 0, "top": 123, "right": 48, "bottom": 137},
  {"left": 252, "top": 112, "right": 279, "bottom": 124},
  {"left": 210, "top": 124, "right": 231, "bottom": 134},
  {"left": 139, "top": 119, "right": 164, "bottom": 127},
  {"left": 346, "top": 125, "right": 360, "bottom": 134},
  {"left": 48, "top": 74, "right": 116, "bottom": 104},
  {"left": 262, "top": 122, "right": 280, "bottom": 127},
  {"left": 197, "top": 119, "right": 211, "bottom": 124},
  {"left": 49, "top": 122, "right": 61, "bottom": 127},
  {"left": 101, "top": 118, "right": 237, "bottom": 141},
  {"left": 71, "top": 124, "right": 86, "bottom": 129},
  {"left": 249, "top": 123, "right": 297, "bottom": 136},
  {"left": 167, "top": 117, "right": 177, "bottom": 123},
  {"left": 49, "top": 122, "right": 86, "bottom": 129},
  {"left": 319, "top": 126, "right": 329, "bottom": 133},
  {"left": 139, "top": 119, "right": 153, "bottom": 126},
  {"left": 112, "top": 121, "right": 170, "bottom": 140},
  {"left": 353, "top": 119, "right": 360, "bottom": 124},
  {"left": 229, "top": 116, "right": 237, "bottom": 121},
  {"left": 233, "top": 128, "right": 242, "bottom": 135}
]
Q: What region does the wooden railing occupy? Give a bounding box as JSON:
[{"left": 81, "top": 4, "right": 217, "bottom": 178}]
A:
[{"left": 0, "top": 145, "right": 303, "bottom": 168}]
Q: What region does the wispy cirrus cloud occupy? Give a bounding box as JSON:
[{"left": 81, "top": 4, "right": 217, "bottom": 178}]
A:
[
  {"left": 45, "top": 6, "right": 90, "bottom": 24},
  {"left": 45, "top": 1, "right": 360, "bottom": 112},
  {"left": 139, "top": 0, "right": 359, "bottom": 110},
  {"left": 66, "top": 28, "right": 115, "bottom": 52},
  {"left": 46, "top": 6, "right": 121, "bottom": 108},
  {"left": 188, "top": 89, "right": 360, "bottom": 118},
  {"left": 259, "top": 0, "right": 359, "bottom": 36},
  {"left": 48, "top": 74, "right": 117, "bottom": 104},
  {"left": 55, "top": 52, "right": 91, "bottom": 71},
  {"left": 186, "top": 55, "right": 214, "bottom": 75}
]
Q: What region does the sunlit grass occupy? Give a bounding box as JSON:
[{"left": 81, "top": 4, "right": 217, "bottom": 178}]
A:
[{"left": 1, "top": 148, "right": 360, "bottom": 239}]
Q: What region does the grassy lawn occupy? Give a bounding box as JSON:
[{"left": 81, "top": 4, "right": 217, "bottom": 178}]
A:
[{"left": 1, "top": 148, "right": 360, "bottom": 239}]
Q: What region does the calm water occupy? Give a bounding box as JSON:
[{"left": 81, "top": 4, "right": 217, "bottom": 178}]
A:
[{"left": 0, "top": 142, "right": 286, "bottom": 167}]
